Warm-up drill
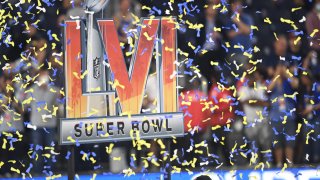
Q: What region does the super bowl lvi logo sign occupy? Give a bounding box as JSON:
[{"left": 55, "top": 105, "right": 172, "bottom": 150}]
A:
[{"left": 59, "top": 1, "right": 184, "bottom": 145}]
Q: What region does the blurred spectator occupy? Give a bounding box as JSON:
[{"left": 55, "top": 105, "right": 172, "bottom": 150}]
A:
[
  {"left": 49, "top": 50, "right": 65, "bottom": 89},
  {"left": 265, "top": 0, "right": 295, "bottom": 34},
  {"left": 290, "top": 0, "right": 308, "bottom": 31},
  {"left": 63, "top": 0, "right": 85, "bottom": 19},
  {"left": 0, "top": 75, "right": 24, "bottom": 133},
  {"left": 114, "top": 0, "right": 135, "bottom": 42},
  {"left": 25, "top": 68, "right": 59, "bottom": 175},
  {"left": 303, "top": 49, "right": 320, "bottom": 79},
  {"left": 114, "top": 0, "right": 138, "bottom": 69},
  {"left": 226, "top": 0, "right": 253, "bottom": 70},
  {"left": 208, "top": 72, "right": 234, "bottom": 166},
  {"left": 0, "top": 74, "right": 24, "bottom": 176},
  {"left": 196, "top": 0, "right": 226, "bottom": 81},
  {"left": 237, "top": 70, "right": 271, "bottom": 163},
  {"left": 299, "top": 72, "right": 320, "bottom": 163},
  {"left": 301, "top": 75, "right": 320, "bottom": 163},
  {"left": 142, "top": 61, "right": 158, "bottom": 114},
  {"left": 177, "top": 76, "right": 211, "bottom": 166},
  {"left": 180, "top": 78, "right": 211, "bottom": 133},
  {"left": 288, "top": 32, "right": 309, "bottom": 64},
  {"left": 2, "top": 0, "right": 320, "bottom": 176},
  {"left": 306, "top": 0, "right": 320, "bottom": 51},
  {"left": 267, "top": 35, "right": 289, "bottom": 67},
  {"left": 11, "top": 38, "right": 49, "bottom": 80},
  {"left": 267, "top": 63, "right": 299, "bottom": 167}
]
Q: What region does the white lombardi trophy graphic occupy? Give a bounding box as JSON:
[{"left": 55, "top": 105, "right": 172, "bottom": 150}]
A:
[{"left": 84, "top": 0, "right": 113, "bottom": 116}]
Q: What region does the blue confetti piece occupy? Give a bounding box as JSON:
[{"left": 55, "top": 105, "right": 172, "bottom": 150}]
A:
[{"left": 65, "top": 151, "right": 71, "bottom": 160}]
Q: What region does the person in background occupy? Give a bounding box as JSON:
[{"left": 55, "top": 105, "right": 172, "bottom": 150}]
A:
[
  {"left": 177, "top": 76, "right": 211, "bottom": 167},
  {"left": 237, "top": 69, "right": 271, "bottom": 163},
  {"left": 208, "top": 71, "right": 234, "bottom": 166},
  {"left": 299, "top": 54, "right": 320, "bottom": 163},
  {"left": 25, "top": 68, "right": 59, "bottom": 176},
  {"left": 306, "top": 0, "right": 320, "bottom": 52},
  {"left": 114, "top": 0, "right": 135, "bottom": 42},
  {"left": 266, "top": 34, "right": 290, "bottom": 67},
  {"left": 226, "top": 0, "right": 253, "bottom": 71},
  {"left": 196, "top": 0, "right": 226, "bottom": 81},
  {"left": 295, "top": 48, "right": 316, "bottom": 163},
  {"left": 114, "top": 0, "right": 137, "bottom": 70},
  {"left": 267, "top": 62, "right": 299, "bottom": 167},
  {"left": 11, "top": 38, "right": 49, "bottom": 81},
  {"left": 142, "top": 61, "right": 158, "bottom": 114},
  {"left": 63, "top": 0, "right": 85, "bottom": 19},
  {"left": 288, "top": 32, "right": 309, "bottom": 65},
  {"left": 0, "top": 74, "right": 24, "bottom": 177},
  {"left": 298, "top": 72, "right": 320, "bottom": 163}
]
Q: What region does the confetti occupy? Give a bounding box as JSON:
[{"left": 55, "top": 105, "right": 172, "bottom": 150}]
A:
[{"left": 0, "top": 0, "right": 319, "bottom": 179}]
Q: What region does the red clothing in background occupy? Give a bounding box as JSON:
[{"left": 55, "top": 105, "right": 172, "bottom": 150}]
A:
[
  {"left": 209, "top": 84, "right": 234, "bottom": 126},
  {"left": 179, "top": 90, "right": 211, "bottom": 132}
]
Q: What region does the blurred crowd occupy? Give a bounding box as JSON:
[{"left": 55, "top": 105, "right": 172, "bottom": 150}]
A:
[{"left": 0, "top": 0, "right": 320, "bottom": 177}]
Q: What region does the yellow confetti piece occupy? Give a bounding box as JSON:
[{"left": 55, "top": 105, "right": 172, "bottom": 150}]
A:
[
  {"left": 310, "top": 29, "right": 319, "bottom": 37},
  {"left": 52, "top": 42, "right": 56, "bottom": 50},
  {"left": 90, "top": 173, "right": 97, "bottom": 180},
  {"left": 39, "top": 43, "right": 47, "bottom": 51},
  {"left": 151, "top": 159, "right": 160, "bottom": 167},
  {"left": 291, "top": 7, "right": 302, "bottom": 12},
  {"left": 214, "top": 27, "right": 221, "bottom": 32},
  {"left": 210, "top": 61, "right": 219, "bottom": 66},
  {"left": 172, "top": 166, "right": 181, "bottom": 174},
  {"left": 284, "top": 92, "right": 298, "bottom": 99},
  {"left": 191, "top": 158, "right": 197, "bottom": 168},
  {"left": 143, "top": 32, "right": 153, "bottom": 41},
  {"left": 10, "top": 167, "right": 20, "bottom": 174},
  {"left": 54, "top": 58, "right": 63, "bottom": 66},
  {"left": 185, "top": 20, "right": 204, "bottom": 30},
  {"left": 123, "top": 168, "right": 135, "bottom": 177},
  {"left": 106, "top": 143, "right": 114, "bottom": 154},
  {"left": 142, "top": 6, "right": 151, "bottom": 11},
  {"left": 250, "top": 153, "right": 258, "bottom": 165},
  {"left": 194, "top": 150, "right": 203, "bottom": 154},
  {"left": 294, "top": 36, "right": 301, "bottom": 45},
  {"left": 90, "top": 157, "right": 96, "bottom": 164},
  {"left": 46, "top": 174, "right": 62, "bottom": 180},
  {"left": 42, "top": 154, "right": 51, "bottom": 158},
  {"left": 67, "top": 136, "right": 75, "bottom": 143},
  {"left": 157, "top": 139, "right": 166, "bottom": 149},
  {"left": 243, "top": 52, "right": 252, "bottom": 59},
  {"left": 24, "top": 21, "right": 29, "bottom": 30},
  {"left": 243, "top": 116, "right": 247, "bottom": 125},
  {"left": 285, "top": 69, "right": 294, "bottom": 77},
  {"left": 113, "top": 157, "right": 121, "bottom": 161},
  {"left": 2, "top": 138, "right": 7, "bottom": 149},
  {"left": 274, "top": 32, "right": 279, "bottom": 40},
  {"left": 296, "top": 123, "right": 302, "bottom": 134},
  {"left": 52, "top": 34, "right": 60, "bottom": 42},
  {"left": 240, "top": 152, "right": 247, "bottom": 158},
  {"left": 251, "top": 25, "right": 259, "bottom": 31},
  {"left": 281, "top": 163, "right": 288, "bottom": 172},
  {"left": 240, "top": 143, "right": 247, "bottom": 149},
  {"left": 212, "top": 125, "right": 221, "bottom": 130},
  {"left": 282, "top": 116, "right": 287, "bottom": 125},
  {"left": 109, "top": 79, "right": 125, "bottom": 89},
  {"left": 231, "top": 143, "right": 238, "bottom": 153},
  {"left": 82, "top": 153, "right": 88, "bottom": 161},
  {"left": 306, "top": 130, "right": 314, "bottom": 144}
]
